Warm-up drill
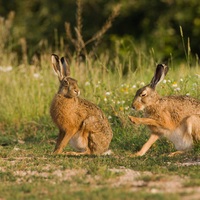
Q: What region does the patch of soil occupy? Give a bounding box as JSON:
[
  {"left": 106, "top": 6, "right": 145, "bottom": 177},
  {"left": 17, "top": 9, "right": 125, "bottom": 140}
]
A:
[
  {"left": 108, "top": 167, "right": 200, "bottom": 200},
  {"left": 2, "top": 157, "right": 200, "bottom": 199}
]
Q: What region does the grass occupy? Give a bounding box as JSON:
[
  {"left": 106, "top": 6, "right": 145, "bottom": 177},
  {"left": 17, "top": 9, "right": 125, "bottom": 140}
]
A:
[
  {"left": 0, "top": 53, "right": 200, "bottom": 199},
  {"left": 0, "top": 135, "right": 200, "bottom": 199}
]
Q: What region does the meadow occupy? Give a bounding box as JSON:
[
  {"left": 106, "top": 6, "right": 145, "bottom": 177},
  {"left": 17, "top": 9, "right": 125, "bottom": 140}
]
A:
[{"left": 0, "top": 48, "right": 200, "bottom": 200}]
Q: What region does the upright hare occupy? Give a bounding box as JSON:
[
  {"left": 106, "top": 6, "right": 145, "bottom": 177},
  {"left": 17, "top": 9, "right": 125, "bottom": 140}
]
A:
[
  {"left": 50, "top": 54, "right": 113, "bottom": 155},
  {"left": 129, "top": 64, "right": 200, "bottom": 156}
]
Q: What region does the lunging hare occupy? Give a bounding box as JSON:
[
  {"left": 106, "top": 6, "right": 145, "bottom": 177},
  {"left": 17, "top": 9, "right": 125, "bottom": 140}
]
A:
[
  {"left": 129, "top": 64, "right": 200, "bottom": 156},
  {"left": 50, "top": 54, "right": 113, "bottom": 155}
]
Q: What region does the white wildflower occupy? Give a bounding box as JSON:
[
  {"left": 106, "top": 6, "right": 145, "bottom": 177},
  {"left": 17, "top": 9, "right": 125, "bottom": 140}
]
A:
[
  {"left": 0, "top": 66, "right": 13, "bottom": 72},
  {"left": 111, "top": 99, "right": 115, "bottom": 104},
  {"left": 195, "top": 74, "right": 200, "bottom": 78},
  {"left": 172, "top": 82, "right": 178, "bottom": 87},
  {"left": 105, "top": 92, "right": 111, "bottom": 96},
  {"left": 33, "top": 73, "right": 40, "bottom": 79},
  {"left": 132, "top": 85, "right": 136, "bottom": 88},
  {"left": 125, "top": 106, "right": 129, "bottom": 110},
  {"left": 174, "top": 87, "right": 181, "bottom": 91},
  {"left": 121, "top": 100, "right": 125, "bottom": 104},
  {"left": 140, "top": 82, "right": 145, "bottom": 86},
  {"left": 85, "top": 81, "right": 90, "bottom": 86},
  {"left": 95, "top": 81, "right": 101, "bottom": 88}
]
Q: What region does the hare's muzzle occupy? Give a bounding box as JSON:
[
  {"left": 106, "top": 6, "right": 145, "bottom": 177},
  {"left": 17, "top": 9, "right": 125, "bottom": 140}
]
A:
[
  {"left": 132, "top": 99, "right": 145, "bottom": 111},
  {"left": 132, "top": 99, "right": 137, "bottom": 110}
]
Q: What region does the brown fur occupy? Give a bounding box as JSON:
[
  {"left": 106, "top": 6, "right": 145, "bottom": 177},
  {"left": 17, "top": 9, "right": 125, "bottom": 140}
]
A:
[
  {"left": 129, "top": 64, "right": 200, "bottom": 156},
  {"left": 50, "top": 54, "right": 113, "bottom": 155}
]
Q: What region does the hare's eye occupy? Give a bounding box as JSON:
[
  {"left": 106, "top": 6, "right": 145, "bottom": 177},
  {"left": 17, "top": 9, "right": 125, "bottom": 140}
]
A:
[{"left": 140, "top": 91, "right": 147, "bottom": 97}]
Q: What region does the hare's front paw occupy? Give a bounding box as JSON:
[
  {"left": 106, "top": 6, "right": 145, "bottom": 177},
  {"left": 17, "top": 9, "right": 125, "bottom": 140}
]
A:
[
  {"left": 53, "top": 148, "right": 63, "bottom": 155},
  {"left": 128, "top": 116, "right": 141, "bottom": 125},
  {"left": 64, "top": 151, "right": 82, "bottom": 156}
]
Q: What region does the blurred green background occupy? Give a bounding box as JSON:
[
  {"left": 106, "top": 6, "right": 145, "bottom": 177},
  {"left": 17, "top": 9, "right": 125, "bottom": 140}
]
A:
[{"left": 1, "top": 0, "right": 200, "bottom": 66}]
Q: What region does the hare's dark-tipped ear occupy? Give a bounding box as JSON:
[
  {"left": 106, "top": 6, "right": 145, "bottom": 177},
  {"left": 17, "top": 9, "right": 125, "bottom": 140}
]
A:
[
  {"left": 149, "top": 64, "right": 169, "bottom": 89},
  {"left": 51, "top": 54, "right": 63, "bottom": 80},
  {"left": 61, "top": 57, "right": 70, "bottom": 77}
]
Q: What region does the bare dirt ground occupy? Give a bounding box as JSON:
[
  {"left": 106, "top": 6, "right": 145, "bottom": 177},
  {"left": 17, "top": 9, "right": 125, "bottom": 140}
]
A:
[
  {"left": 109, "top": 167, "right": 200, "bottom": 200},
  {"left": 2, "top": 158, "right": 199, "bottom": 200},
  {"left": 1, "top": 155, "right": 200, "bottom": 199}
]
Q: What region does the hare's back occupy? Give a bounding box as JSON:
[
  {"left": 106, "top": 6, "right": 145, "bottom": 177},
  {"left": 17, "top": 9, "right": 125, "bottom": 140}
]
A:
[
  {"left": 163, "top": 95, "right": 200, "bottom": 115},
  {"left": 78, "top": 98, "right": 106, "bottom": 116},
  {"left": 167, "top": 95, "right": 200, "bottom": 107},
  {"left": 79, "top": 98, "right": 112, "bottom": 132}
]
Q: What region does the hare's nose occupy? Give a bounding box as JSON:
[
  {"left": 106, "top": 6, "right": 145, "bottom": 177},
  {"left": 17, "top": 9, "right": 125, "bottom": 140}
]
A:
[{"left": 132, "top": 103, "right": 136, "bottom": 110}]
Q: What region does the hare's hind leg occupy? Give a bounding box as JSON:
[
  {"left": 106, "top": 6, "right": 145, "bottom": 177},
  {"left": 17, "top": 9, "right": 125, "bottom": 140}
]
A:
[
  {"left": 82, "top": 120, "right": 113, "bottom": 155},
  {"left": 188, "top": 114, "right": 200, "bottom": 141},
  {"left": 168, "top": 115, "right": 200, "bottom": 156},
  {"left": 64, "top": 147, "right": 91, "bottom": 156}
]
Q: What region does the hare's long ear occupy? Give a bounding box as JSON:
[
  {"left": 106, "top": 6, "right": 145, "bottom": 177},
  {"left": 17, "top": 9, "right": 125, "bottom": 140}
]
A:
[
  {"left": 51, "top": 54, "right": 64, "bottom": 81},
  {"left": 61, "top": 57, "right": 70, "bottom": 77},
  {"left": 149, "top": 64, "right": 169, "bottom": 89}
]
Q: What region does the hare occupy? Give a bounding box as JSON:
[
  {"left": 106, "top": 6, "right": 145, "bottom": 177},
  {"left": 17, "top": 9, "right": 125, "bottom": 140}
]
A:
[
  {"left": 50, "top": 54, "right": 113, "bottom": 155},
  {"left": 129, "top": 64, "right": 200, "bottom": 156}
]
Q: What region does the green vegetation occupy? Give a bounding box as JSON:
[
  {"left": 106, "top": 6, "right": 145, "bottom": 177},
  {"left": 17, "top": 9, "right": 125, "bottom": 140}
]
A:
[
  {"left": 1, "top": 0, "right": 200, "bottom": 64},
  {"left": 0, "top": 49, "right": 200, "bottom": 199},
  {"left": 0, "top": 1, "right": 200, "bottom": 199}
]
